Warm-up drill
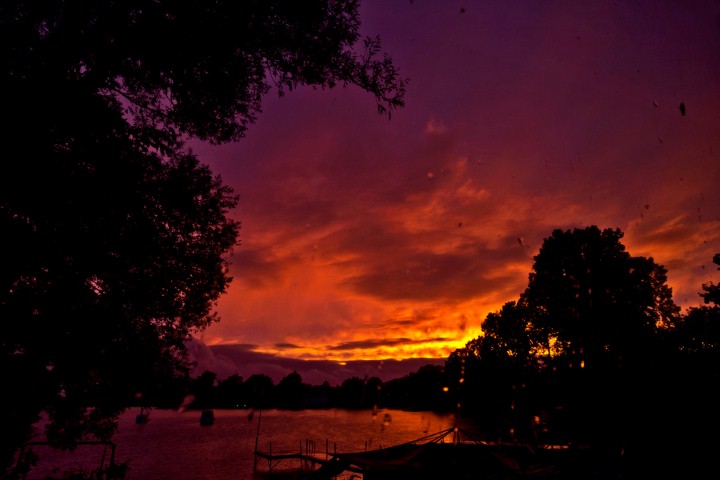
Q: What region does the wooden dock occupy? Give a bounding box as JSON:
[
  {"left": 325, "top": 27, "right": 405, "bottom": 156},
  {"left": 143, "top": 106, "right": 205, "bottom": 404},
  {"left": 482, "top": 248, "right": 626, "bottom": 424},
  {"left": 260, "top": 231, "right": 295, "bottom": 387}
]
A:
[
  {"left": 251, "top": 411, "right": 364, "bottom": 478},
  {"left": 253, "top": 439, "right": 333, "bottom": 478}
]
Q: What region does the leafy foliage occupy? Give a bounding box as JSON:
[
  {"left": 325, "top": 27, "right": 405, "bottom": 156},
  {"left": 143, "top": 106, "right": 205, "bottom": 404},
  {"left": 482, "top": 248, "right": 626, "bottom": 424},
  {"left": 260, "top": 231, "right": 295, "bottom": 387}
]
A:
[
  {"left": 700, "top": 253, "right": 720, "bottom": 305},
  {"left": 1, "top": 0, "right": 406, "bottom": 147},
  {"left": 521, "top": 227, "right": 679, "bottom": 370},
  {"left": 1, "top": 0, "right": 406, "bottom": 474},
  {"left": 446, "top": 229, "right": 718, "bottom": 476}
]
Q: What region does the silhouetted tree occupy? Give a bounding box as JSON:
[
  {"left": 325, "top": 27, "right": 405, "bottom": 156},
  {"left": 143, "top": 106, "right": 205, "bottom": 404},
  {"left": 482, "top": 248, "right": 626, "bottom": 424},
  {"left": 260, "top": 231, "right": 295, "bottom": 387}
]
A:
[
  {"left": 144, "top": 370, "right": 189, "bottom": 410},
  {"left": 276, "top": 371, "right": 306, "bottom": 410},
  {"left": 444, "top": 343, "right": 475, "bottom": 409},
  {"left": 522, "top": 227, "right": 679, "bottom": 371},
  {"left": 1, "top": 150, "right": 239, "bottom": 472},
  {"left": 520, "top": 227, "right": 680, "bottom": 451},
  {"left": 336, "top": 377, "right": 367, "bottom": 409},
  {"left": 450, "top": 226, "right": 683, "bottom": 460},
  {"left": 446, "top": 302, "right": 544, "bottom": 441},
  {"left": 1, "top": 0, "right": 405, "bottom": 149},
  {"left": 364, "top": 376, "right": 383, "bottom": 409},
  {"left": 216, "top": 374, "right": 245, "bottom": 409},
  {"left": 188, "top": 371, "right": 218, "bottom": 410},
  {"left": 1, "top": 0, "right": 406, "bottom": 473},
  {"left": 244, "top": 374, "right": 275, "bottom": 410},
  {"left": 678, "top": 305, "right": 720, "bottom": 354},
  {"left": 382, "top": 365, "right": 451, "bottom": 412},
  {"left": 656, "top": 254, "right": 720, "bottom": 478},
  {"left": 304, "top": 381, "right": 334, "bottom": 409},
  {"left": 700, "top": 253, "right": 720, "bottom": 305},
  {"left": 475, "top": 301, "right": 545, "bottom": 367}
]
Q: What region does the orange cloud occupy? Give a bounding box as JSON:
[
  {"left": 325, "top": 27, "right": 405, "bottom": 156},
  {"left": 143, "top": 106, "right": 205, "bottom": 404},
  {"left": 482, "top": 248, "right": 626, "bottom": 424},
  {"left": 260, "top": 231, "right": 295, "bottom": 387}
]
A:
[{"left": 199, "top": 0, "right": 720, "bottom": 363}]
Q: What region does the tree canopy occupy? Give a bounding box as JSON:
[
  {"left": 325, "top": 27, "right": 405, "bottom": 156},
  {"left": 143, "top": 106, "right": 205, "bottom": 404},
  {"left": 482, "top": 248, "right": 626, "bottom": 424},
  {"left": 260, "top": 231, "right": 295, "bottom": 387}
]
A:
[
  {"left": 521, "top": 226, "right": 679, "bottom": 370},
  {"left": 700, "top": 253, "right": 720, "bottom": 305},
  {"left": 446, "top": 227, "right": 718, "bottom": 477},
  {"left": 1, "top": 0, "right": 406, "bottom": 474},
  {"left": 448, "top": 227, "right": 680, "bottom": 383},
  {"left": 1, "top": 0, "right": 406, "bottom": 147}
]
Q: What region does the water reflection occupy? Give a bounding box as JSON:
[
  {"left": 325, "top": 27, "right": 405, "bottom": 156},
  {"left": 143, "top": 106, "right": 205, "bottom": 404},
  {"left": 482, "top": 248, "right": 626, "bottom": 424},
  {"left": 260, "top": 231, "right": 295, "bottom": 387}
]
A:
[{"left": 26, "top": 408, "right": 456, "bottom": 480}]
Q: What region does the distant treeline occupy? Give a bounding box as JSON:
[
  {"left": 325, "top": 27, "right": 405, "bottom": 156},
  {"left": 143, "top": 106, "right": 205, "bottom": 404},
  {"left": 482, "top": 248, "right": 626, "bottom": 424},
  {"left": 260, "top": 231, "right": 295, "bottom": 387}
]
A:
[{"left": 139, "top": 364, "right": 455, "bottom": 413}]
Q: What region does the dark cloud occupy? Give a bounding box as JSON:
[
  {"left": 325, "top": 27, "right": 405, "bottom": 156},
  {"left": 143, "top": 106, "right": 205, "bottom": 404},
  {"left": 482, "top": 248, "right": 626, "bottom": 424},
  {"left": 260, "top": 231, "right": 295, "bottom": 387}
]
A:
[
  {"left": 210, "top": 342, "right": 259, "bottom": 351},
  {"left": 345, "top": 249, "right": 524, "bottom": 302},
  {"left": 327, "top": 337, "right": 448, "bottom": 351},
  {"left": 230, "top": 248, "right": 288, "bottom": 289},
  {"left": 380, "top": 309, "right": 439, "bottom": 329},
  {"left": 206, "top": 342, "right": 443, "bottom": 385},
  {"left": 186, "top": 339, "right": 245, "bottom": 379}
]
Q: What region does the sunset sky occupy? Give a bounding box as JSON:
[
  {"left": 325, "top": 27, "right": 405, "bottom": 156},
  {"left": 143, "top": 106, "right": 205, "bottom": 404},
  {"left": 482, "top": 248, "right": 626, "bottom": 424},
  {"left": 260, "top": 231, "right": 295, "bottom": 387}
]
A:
[{"left": 190, "top": 0, "right": 720, "bottom": 365}]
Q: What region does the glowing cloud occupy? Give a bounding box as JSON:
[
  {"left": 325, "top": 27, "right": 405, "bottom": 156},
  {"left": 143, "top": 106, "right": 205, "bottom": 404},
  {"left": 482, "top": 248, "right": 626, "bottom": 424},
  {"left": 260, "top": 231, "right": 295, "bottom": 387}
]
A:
[{"left": 197, "top": 0, "right": 720, "bottom": 362}]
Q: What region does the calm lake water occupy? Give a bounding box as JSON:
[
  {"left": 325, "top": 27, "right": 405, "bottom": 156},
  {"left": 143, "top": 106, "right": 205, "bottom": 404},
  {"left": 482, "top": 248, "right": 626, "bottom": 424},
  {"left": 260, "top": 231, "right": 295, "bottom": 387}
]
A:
[{"left": 24, "top": 408, "right": 458, "bottom": 479}]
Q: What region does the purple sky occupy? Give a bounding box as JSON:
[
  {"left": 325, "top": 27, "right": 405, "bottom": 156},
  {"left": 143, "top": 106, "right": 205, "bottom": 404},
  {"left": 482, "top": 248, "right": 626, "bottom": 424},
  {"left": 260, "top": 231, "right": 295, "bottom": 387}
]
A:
[{"left": 188, "top": 0, "right": 720, "bottom": 366}]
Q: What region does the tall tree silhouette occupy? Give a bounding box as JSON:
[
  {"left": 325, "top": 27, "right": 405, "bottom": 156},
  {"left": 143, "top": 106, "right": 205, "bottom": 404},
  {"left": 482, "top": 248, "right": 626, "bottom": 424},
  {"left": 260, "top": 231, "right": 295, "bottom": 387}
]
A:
[
  {"left": 700, "top": 253, "right": 720, "bottom": 305},
  {"left": 446, "top": 301, "right": 545, "bottom": 441},
  {"left": 522, "top": 227, "right": 678, "bottom": 371},
  {"left": 660, "top": 253, "right": 720, "bottom": 477},
  {"left": 1, "top": 0, "right": 406, "bottom": 474},
  {"left": 276, "top": 371, "right": 306, "bottom": 410},
  {"left": 520, "top": 227, "right": 679, "bottom": 452},
  {"left": 448, "top": 226, "right": 682, "bottom": 463}
]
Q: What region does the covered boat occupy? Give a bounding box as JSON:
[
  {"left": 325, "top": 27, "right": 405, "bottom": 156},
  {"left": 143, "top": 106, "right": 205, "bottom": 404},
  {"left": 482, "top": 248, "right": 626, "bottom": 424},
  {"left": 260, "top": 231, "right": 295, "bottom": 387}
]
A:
[
  {"left": 309, "top": 427, "right": 562, "bottom": 480},
  {"left": 199, "top": 409, "right": 215, "bottom": 426}
]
